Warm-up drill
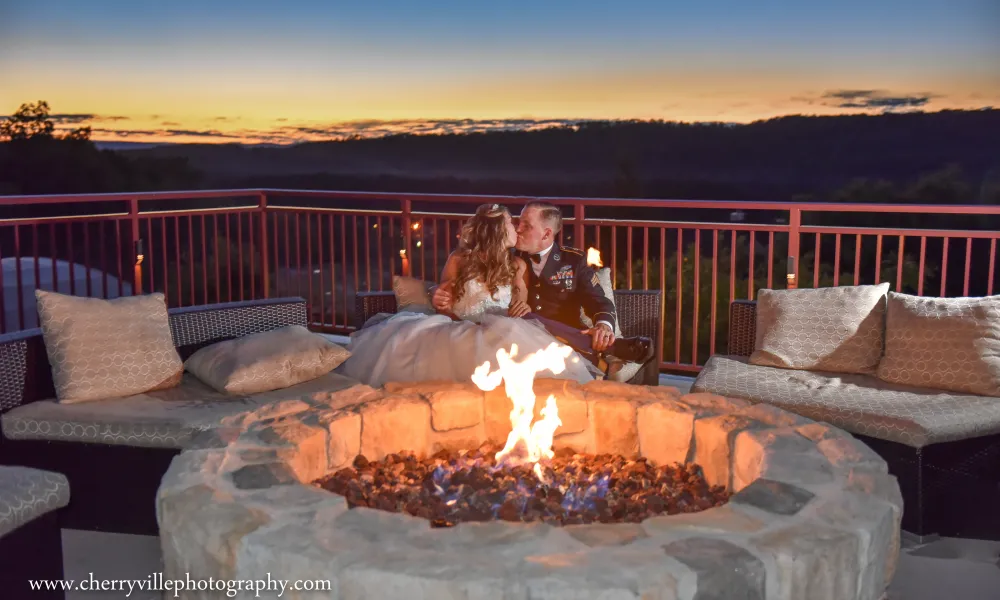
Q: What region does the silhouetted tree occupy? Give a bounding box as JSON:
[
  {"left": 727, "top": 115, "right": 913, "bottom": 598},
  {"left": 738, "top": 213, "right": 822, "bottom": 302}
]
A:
[
  {"left": 0, "top": 100, "right": 202, "bottom": 195},
  {"left": 979, "top": 167, "right": 1000, "bottom": 205},
  {"left": 831, "top": 178, "right": 898, "bottom": 204},
  {"left": 0, "top": 101, "right": 91, "bottom": 142},
  {"left": 903, "top": 164, "right": 973, "bottom": 204}
]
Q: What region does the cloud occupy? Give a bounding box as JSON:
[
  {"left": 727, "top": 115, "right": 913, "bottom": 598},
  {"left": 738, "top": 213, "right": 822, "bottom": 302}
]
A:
[
  {"left": 48, "top": 114, "right": 130, "bottom": 124},
  {"left": 278, "top": 117, "right": 588, "bottom": 141},
  {"left": 162, "top": 129, "right": 233, "bottom": 138},
  {"left": 5, "top": 114, "right": 599, "bottom": 144},
  {"left": 46, "top": 113, "right": 93, "bottom": 124},
  {"left": 88, "top": 127, "right": 240, "bottom": 140},
  {"left": 1, "top": 113, "right": 132, "bottom": 130},
  {"left": 2, "top": 113, "right": 129, "bottom": 126},
  {"left": 74, "top": 117, "right": 594, "bottom": 145},
  {"left": 89, "top": 127, "right": 159, "bottom": 137},
  {"left": 817, "top": 89, "right": 936, "bottom": 111}
]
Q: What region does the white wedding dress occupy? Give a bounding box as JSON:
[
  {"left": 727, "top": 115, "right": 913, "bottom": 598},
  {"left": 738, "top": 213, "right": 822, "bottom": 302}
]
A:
[{"left": 339, "top": 279, "right": 597, "bottom": 387}]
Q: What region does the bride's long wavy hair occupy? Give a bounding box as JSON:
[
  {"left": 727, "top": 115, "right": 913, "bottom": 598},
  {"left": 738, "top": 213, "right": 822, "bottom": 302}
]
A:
[{"left": 453, "top": 203, "right": 517, "bottom": 304}]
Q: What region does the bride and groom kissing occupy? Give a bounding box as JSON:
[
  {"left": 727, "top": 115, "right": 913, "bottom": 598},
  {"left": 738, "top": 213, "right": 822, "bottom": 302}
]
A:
[{"left": 339, "top": 202, "right": 654, "bottom": 387}]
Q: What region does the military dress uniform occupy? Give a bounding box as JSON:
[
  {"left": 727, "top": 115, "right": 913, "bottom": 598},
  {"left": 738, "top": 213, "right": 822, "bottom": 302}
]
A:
[
  {"left": 518, "top": 243, "right": 622, "bottom": 366},
  {"left": 520, "top": 243, "right": 616, "bottom": 331}
]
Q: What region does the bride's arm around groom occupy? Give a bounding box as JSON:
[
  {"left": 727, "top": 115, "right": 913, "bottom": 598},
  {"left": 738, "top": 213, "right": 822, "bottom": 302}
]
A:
[
  {"left": 431, "top": 252, "right": 461, "bottom": 320},
  {"left": 431, "top": 250, "right": 531, "bottom": 319}
]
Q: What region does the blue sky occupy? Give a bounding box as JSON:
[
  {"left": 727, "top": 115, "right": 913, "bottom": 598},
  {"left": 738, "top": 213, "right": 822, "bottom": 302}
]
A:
[{"left": 2, "top": 0, "right": 997, "bottom": 143}]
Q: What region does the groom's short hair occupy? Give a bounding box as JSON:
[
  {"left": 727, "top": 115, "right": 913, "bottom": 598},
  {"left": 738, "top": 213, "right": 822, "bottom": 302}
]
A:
[{"left": 524, "top": 201, "right": 562, "bottom": 234}]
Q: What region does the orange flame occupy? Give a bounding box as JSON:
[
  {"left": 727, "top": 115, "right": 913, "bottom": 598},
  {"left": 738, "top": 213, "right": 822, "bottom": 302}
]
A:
[
  {"left": 587, "top": 247, "right": 603, "bottom": 267},
  {"left": 471, "top": 342, "right": 572, "bottom": 479}
]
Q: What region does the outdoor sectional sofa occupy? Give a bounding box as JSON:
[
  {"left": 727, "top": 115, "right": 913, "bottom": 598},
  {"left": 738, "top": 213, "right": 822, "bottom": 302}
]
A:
[
  {"left": 0, "top": 297, "right": 361, "bottom": 536},
  {"left": 692, "top": 289, "right": 1000, "bottom": 541}
]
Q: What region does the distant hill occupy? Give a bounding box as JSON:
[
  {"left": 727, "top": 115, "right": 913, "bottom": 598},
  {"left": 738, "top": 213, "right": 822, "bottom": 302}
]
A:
[{"left": 121, "top": 109, "right": 1000, "bottom": 201}]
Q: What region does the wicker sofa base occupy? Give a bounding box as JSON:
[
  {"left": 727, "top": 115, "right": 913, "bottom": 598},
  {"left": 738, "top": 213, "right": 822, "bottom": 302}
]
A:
[
  {"left": 3, "top": 439, "right": 181, "bottom": 536},
  {"left": 0, "top": 510, "right": 65, "bottom": 599},
  {"left": 856, "top": 433, "right": 1000, "bottom": 541}
]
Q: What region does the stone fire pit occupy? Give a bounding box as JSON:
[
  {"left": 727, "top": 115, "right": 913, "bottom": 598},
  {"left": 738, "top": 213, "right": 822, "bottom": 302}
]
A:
[{"left": 157, "top": 379, "right": 901, "bottom": 600}]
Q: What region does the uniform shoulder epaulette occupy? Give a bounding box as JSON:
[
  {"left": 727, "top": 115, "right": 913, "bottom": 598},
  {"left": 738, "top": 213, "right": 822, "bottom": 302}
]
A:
[{"left": 560, "top": 246, "right": 584, "bottom": 256}]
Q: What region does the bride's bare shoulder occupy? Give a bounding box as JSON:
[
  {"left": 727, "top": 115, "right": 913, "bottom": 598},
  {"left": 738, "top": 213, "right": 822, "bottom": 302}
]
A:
[{"left": 512, "top": 255, "right": 527, "bottom": 273}]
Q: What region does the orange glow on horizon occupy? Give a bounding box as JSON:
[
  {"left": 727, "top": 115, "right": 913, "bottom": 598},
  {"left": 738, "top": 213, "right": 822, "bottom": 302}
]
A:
[{"left": 7, "top": 64, "right": 997, "bottom": 145}]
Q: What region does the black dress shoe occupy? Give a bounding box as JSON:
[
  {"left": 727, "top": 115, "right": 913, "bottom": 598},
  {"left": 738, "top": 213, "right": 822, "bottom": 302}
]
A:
[{"left": 606, "top": 336, "right": 654, "bottom": 364}]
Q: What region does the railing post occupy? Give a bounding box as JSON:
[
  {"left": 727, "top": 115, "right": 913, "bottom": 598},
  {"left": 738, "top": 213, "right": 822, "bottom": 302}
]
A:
[
  {"left": 130, "top": 198, "right": 143, "bottom": 295},
  {"left": 573, "top": 203, "right": 585, "bottom": 248},
  {"left": 786, "top": 207, "right": 801, "bottom": 289},
  {"left": 258, "top": 191, "right": 270, "bottom": 298},
  {"left": 401, "top": 198, "right": 412, "bottom": 276}
]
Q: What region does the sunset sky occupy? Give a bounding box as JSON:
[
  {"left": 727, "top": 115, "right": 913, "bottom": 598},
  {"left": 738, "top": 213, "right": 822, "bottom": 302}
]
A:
[{"left": 2, "top": 0, "right": 998, "bottom": 145}]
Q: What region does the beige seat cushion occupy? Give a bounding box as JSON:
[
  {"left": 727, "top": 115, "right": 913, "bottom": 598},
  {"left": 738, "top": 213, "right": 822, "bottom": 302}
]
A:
[
  {"left": 692, "top": 354, "right": 1000, "bottom": 448},
  {"left": 35, "top": 290, "right": 183, "bottom": 403},
  {"left": 1, "top": 372, "right": 361, "bottom": 449},
  {"left": 750, "top": 283, "right": 889, "bottom": 375},
  {"left": 0, "top": 466, "right": 70, "bottom": 538},
  {"left": 877, "top": 292, "right": 1000, "bottom": 397},
  {"left": 184, "top": 325, "right": 351, "bottom": 395}
]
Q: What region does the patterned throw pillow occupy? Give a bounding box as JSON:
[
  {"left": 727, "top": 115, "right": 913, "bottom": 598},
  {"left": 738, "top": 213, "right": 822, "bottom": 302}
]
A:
[
  {"left": 749, "top": 283, "right": 890, "bottom": 375},
  {"left": 392, "top": 275, "right": 435, "bottom": 314},
  {"left": 877, "top": 293, "right": 1000, "bottom": 396},
  {"left": 184, "top": 325, "right": 351, "bottom": 395},
  {"left": 577, "top": 268, "right": 642, "bottom": 382},
  {"left": 35, "top": 290, "right": 184, "bottom": 403}
]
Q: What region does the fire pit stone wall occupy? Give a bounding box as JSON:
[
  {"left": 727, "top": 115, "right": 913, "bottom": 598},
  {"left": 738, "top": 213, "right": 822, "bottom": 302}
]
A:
[{"left": 157, "top": 379, "right": 901, "bottom": 600}]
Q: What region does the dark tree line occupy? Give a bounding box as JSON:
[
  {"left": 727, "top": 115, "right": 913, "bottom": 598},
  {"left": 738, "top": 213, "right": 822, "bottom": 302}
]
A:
[{"left": 4, "top": 100, "right": 997, "bottom": 208}]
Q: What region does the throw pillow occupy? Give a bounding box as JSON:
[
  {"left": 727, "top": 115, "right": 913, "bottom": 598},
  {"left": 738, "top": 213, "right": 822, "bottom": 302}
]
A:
[
  {"left": 749, "top": 283, "right": 890, "bottom": 375},
  {"left": 35, "top": 290, "right": 183, "bottom": 403},
  {"left": 184, "top": 325, "right": 351, "bottom": 395},
  {"left": 392, "top": 275, "right": 435, "bottom": 314},
  {"left": 877, "top": 292, "right": 1000, "bottom": 396},
  {"left": 577, "top": 268, "right": 642, "bottom": 382}
]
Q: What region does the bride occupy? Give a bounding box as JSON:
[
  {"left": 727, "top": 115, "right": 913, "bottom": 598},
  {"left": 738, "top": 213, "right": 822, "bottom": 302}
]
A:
[{"left": 339, "top": 203, "right": 597, "bottom": 387}]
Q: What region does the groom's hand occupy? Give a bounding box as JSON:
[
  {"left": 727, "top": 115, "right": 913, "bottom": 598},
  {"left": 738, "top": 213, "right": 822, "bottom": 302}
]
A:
[
  {"left": 508, "top": 300, "right": 531, "bottom": 318},
  {"left": 582, "top": 322, "right": 615, "bottom": 352},
  {"left": 431, "top": 284, "right": 453, "bottom": 312}
]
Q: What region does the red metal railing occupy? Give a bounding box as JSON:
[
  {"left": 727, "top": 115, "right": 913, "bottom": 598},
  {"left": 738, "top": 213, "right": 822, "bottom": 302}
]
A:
[{"left": 2, "top": 189, "right": 998, "bottom": 373}]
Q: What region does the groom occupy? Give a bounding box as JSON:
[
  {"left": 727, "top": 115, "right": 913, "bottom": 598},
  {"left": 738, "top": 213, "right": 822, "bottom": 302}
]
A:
[{"left": 432, "top": 201, "right": 653, "bottom": 375}]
